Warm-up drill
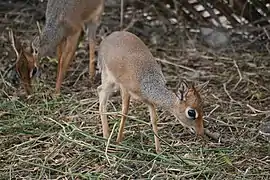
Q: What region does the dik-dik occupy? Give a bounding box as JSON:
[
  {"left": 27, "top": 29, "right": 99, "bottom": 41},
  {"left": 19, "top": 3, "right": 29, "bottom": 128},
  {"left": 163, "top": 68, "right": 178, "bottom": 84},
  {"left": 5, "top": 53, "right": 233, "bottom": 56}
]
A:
[
  {"left": 11, "top": 0, "right": 104, "bottom": 95},
  {"left": 98, "top": 31, "right": 206, "bottom": 153}
]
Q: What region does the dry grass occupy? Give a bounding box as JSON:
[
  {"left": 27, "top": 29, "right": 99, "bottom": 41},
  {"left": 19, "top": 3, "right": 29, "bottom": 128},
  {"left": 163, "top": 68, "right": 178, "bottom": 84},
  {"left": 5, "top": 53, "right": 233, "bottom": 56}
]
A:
[{"left": 1, "top": 0, "right": 270, "bottom": 179}]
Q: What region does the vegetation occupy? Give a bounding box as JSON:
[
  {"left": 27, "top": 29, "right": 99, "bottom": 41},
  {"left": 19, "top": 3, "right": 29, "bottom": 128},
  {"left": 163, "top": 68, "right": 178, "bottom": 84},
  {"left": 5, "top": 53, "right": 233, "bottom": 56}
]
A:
[{"left": 1, "top": 0, "right": 269, "bottom": 179}]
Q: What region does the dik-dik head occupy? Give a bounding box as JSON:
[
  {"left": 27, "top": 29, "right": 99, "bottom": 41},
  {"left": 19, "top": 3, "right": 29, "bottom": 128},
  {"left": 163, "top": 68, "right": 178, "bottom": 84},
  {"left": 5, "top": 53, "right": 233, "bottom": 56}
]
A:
[
  {"left": 173, "top": 80, "right": 208, "bottom": 136},
  {"left": 9, "top": 30, "right": 39, "bottom": 95}
]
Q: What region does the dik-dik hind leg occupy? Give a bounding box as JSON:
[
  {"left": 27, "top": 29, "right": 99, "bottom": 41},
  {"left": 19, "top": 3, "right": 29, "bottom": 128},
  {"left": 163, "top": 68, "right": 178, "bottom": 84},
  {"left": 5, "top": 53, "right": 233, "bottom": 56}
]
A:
[
  {"left": 148, "top": 104, "right": 161, "bottom": 153},
  {"left": 116, "top": 87, "right": 131, "bottom": 143},
  {"left": 88, "top": 23, "right": 98, "bottom": 82},
  {"left": 55, "top": 30, "right": 82, "bottom": 94},
  {"left": 98, "top": 74, "right": 116, "bottom": 138}
]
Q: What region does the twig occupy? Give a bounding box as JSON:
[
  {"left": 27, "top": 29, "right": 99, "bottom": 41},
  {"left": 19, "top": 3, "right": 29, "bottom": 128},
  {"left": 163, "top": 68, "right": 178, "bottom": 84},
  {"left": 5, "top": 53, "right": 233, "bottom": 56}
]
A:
[
  {"left": 36, "top": 21, "right": 42, "bottom": 35},
  {"left": 105, "top": 122, "right": 117, "bottom": 165},
  {"left": 0, "top": 111, "right": 10, "bottom": 117},
  {"left": 263, "top": 27, "right": 270, "bottom": 40},
  {"left": 204, "top": 129, "right": 221, "bottom": 141},
  {"left": 206, "top": 104, "right": 220, "bottom": 117},
  {"left": 142, "top": 160, "right": 156, "bottom": 176},
  {"left": 72, "top": 67, "right": 88, "bottom": 87},
  {"left": 155, "top": 57, "right": 197, "bottom": 73},
  {"left": 120, "top": 0, "right": 124, "bottom": 29},
  {"left": 8, "top": 29, "right": 19, "bottom": 59},
  {"left": 123, "top": 17, "right": 137, "bottom": 32},
  {"left": 223, "top": 77, "right": 238, "bottom": 103},
  {"left": 233, "top": 59, "right": 243, "bottom": 90},
  {"left": 246, "top": 104, "right": 270, "bottom": 114}
]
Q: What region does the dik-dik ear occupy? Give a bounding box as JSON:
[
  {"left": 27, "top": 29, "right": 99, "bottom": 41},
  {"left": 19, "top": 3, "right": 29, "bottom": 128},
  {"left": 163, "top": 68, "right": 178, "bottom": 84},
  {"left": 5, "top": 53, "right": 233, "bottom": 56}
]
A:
[
  {"left": 31, "top": 21, "right": 42, "bottom": 56},
  {"left": 30, "top": 36, "right": 39, "bottom": 57},
  {"left": 175, "top": 80, "right": 189, "bottom": 101}
]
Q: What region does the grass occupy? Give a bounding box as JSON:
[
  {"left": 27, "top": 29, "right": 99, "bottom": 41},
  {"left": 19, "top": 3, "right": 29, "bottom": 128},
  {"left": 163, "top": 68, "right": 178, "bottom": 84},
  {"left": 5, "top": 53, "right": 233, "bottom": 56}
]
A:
[
  {"left": 1, "top": 0, "right": 270, "bottom": 179},
  {"left": 0, "top": 86, "right": 269, "bottom": 179}
]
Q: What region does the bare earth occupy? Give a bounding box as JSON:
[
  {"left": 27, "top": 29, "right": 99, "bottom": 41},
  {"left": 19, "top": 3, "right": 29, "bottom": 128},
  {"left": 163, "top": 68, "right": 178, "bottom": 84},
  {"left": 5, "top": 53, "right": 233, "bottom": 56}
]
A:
[{"left": 0, "top": 1, "right": 269, "bottom": 179}]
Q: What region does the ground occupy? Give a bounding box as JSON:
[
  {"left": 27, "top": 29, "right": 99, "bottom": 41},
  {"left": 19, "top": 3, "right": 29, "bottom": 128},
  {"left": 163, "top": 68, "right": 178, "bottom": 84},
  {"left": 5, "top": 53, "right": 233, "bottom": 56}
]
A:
[{"left": 0, "top": 1, "right": 270, "bottom": 179}]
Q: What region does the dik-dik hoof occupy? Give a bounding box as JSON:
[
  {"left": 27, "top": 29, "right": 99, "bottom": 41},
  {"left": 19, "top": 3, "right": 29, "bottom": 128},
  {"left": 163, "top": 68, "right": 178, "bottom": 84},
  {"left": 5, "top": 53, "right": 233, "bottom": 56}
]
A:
[{"left": 51, "top": 91, "right": 61, "bottom": 99}]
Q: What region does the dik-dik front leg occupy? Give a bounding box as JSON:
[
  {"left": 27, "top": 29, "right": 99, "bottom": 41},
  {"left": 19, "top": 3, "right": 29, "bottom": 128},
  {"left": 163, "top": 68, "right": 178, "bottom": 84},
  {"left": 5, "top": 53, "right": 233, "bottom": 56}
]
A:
[
  {"left": 148, "top": 104, "right": 161, "bottom": 153},
  {"left": 55, "top": 30, "right": 82, "bottom": 94}
]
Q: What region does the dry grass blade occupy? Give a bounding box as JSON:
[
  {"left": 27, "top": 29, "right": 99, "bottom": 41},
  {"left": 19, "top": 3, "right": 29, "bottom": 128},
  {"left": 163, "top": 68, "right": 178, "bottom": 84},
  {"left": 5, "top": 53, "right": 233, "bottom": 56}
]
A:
[
  {"left": 8, "top": 29, "right": 19, "bottom": 59},
  {"left": 1, "top": 0, "right": 270, "bottom": 179},
  {"left": 156, "top": 57, "right": 197, "bottom": 73}
]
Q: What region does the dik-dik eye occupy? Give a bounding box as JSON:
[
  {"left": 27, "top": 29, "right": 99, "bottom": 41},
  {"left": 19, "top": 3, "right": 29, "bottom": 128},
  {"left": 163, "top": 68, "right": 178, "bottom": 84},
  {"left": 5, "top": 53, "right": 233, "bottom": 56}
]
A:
[
  {"left": 30, "top": 47, "right": 38, "bottom": 56},
  {"left": 29, "top": 66, "right": 38, "bottom": 78},
  {"left": 31, "top": 41, "right": 39, "bottom": 56},
  {"left": 185, "top": 107, "right": 198, "bottom": 120}
]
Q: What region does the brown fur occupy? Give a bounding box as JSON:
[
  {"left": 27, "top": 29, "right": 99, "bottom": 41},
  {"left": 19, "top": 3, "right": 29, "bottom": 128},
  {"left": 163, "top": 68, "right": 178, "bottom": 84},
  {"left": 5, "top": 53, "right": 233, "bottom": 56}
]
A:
[
  {"left": 98, "top": 31, "right": 206, "bottom": 153},
  {"left": 14, "top": 0, "right": 104, "bottom": 95},
  {"left": 9, "top": 30, "right": 38, "bottom": 95}
]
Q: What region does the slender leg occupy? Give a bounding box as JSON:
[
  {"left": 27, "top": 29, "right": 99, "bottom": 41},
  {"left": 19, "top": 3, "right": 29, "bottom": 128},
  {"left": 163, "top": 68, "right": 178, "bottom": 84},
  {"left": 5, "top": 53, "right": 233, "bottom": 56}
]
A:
[
  {"left": 88, "top": 23, "right": 98, "bottom": 81},
  {"left": 97, "top": 71, "right": 115, "bottom": 138},
  {"left": 116, "top": 87, "right": 131, "bottom": 143},
  {"left": 55, "top": 30, "right": 81, "bottom": 94},
  {"left": 55, "top": 40, "right": 65, "bottom": 95},
  {"left": 148, "top": 104, "right": 161, "bottom": 153},
  {"left": 98, "top": 85, "right": 109, "bottom": 138},
  {"left": 56, "top": 40, "right": 65, "bottom": 88}
]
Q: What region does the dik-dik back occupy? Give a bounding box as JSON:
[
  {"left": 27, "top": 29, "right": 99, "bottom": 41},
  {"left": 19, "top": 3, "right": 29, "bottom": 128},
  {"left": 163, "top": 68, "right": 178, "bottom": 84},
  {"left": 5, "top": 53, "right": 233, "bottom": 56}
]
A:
[
  {"left": 40, "top": 0, "right": 104, "bottom": 56},
  {"left": 99, "top": 31, "right": 166, "bottom": 94}
]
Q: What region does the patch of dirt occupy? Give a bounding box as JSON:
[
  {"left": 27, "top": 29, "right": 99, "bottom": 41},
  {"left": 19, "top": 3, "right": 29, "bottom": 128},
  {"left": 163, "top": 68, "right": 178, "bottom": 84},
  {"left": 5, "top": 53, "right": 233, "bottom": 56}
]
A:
[{"left": 0, "top": 0, "right": 269, "bottom": 179}]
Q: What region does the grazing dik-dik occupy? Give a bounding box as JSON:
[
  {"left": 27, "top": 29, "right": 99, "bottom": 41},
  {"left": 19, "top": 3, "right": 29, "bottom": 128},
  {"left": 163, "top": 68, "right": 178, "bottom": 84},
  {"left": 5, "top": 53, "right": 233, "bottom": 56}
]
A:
[
  {"left": 8, "top": 30, "right": 39, "bottom": 95},
  {"left": 12, "top": 0, "right": 104, "bottom": 95},
  {"left": 98, "top": 31, "right": 206, "bottom": 153}
]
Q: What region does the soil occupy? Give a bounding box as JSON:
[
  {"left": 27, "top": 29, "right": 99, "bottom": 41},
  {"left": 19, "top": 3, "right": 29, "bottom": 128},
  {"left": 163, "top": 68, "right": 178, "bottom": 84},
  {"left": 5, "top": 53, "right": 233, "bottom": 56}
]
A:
[{"left": 0, "top": 0, "right": 269, "bottom": 179}]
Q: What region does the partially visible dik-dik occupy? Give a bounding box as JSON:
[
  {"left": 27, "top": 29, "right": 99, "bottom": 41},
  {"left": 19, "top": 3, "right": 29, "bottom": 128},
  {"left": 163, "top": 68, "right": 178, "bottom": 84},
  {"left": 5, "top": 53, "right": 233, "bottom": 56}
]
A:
[
  {"left": 8, "top": 30, "right": 38, "bottom": 95},
  {"left": 98, "top": 31, "right": 207, "bottom": 153},
  {"left": 12, "top": 0, "right": 104, "bottom": 95}
]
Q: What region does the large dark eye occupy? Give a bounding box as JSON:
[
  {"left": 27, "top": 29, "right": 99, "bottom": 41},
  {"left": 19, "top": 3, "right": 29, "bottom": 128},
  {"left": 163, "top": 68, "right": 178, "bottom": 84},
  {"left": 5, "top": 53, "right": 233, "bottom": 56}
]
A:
[
  {"left": 30, "top": 66, "right": 38, "bottom": 78},
  {"left": 32, "top": 48, "right": 38, "bottom": 55},
  {"left": 185, "top": 107, "right": 197, "bottom": 120},
  {"left": 188, "top": 109, "right": 196, "bottom": 119},
  {"left": 31, "top": 42, "right": 38, "bottom": 55}
]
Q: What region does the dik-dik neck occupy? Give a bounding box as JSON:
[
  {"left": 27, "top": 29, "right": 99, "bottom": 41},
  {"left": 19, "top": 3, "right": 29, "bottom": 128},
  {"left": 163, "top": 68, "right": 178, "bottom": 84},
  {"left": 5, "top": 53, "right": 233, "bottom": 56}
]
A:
[
  {"left": 38, "top": 25, "right": 65, "bottom": 57},
  {"left": 141, "top": 81, "right": 178, "bottom": 110}
]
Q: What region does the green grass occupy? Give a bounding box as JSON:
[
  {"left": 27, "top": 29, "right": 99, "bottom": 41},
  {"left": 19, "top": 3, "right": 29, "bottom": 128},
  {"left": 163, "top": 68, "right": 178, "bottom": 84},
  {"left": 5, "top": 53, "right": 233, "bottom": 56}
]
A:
[
  {"left": 1, "top": 91, "right": 269, "bottom": 179},
  {"left": 1, "top": 1, "right": 270, "bottom": 178}
]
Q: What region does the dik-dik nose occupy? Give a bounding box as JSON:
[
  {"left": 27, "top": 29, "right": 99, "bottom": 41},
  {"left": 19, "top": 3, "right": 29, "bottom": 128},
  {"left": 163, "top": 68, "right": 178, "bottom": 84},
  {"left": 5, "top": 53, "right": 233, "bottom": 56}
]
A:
[{"left": 195, "top": 121, "right": 204, "bottom": 136}]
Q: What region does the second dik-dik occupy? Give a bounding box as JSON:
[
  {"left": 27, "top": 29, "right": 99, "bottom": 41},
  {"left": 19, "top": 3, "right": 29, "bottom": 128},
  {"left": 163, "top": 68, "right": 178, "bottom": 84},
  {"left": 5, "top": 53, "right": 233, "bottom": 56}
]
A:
[
  {"left": 13, "top": 0, "right": 104, "bottom": 95},
  {"left": 98, "top": 31, "right": 206, "bottom": 153}
]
